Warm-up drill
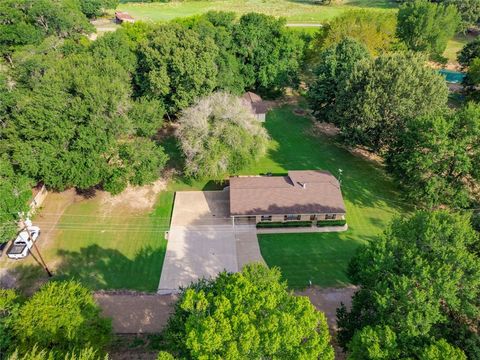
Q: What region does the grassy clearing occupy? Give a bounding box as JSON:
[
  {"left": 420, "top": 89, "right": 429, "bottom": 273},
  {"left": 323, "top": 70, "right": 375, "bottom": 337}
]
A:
[
  {"left": 116, "top": 0, "right": 396, "bottom": 24},
  {"left": 443, "top": 33, "right": 477, "bottom": 65}
]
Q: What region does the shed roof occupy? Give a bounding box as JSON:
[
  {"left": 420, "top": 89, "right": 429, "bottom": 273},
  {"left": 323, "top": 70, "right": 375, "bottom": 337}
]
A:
[
  {"left": 115, "top": 12, "right": 134, "bottom": 21},
  {"left": 229, "top": 170, "right": 346, "bottom": 216},
  {"left": 242, "top": 92, "right": 269, "bottom": 115}
]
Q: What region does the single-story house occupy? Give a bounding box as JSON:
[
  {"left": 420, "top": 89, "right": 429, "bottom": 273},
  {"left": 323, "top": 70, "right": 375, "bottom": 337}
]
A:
[
  {"left": 242, "top": 92, "right": 269, "bottom": 122},
  {"left": 229, "top": 170, "right": 346, "bottom": 224},
  {"left": 115, "top": 12, "right": 134, "bottom": 24}
]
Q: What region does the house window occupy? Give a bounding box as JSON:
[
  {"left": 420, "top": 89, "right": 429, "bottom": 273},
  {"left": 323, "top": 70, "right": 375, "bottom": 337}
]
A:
[
  {"left": 284, "top": 214, "right": 301, "bottom": 221},
  {"left": 310, "top": 215, "right": 316, "bottom": 221},
  {"left": 261, "top": 215, "right": 272, "bottom": 221},
  {"left": 325, "top": 214, "right": 337, "bottom": 220}
]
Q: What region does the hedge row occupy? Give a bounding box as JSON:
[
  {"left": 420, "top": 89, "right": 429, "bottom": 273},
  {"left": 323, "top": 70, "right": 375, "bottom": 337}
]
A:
[
  {"left": 316, "top": 219, "right": 347, "bottom": 227},
  {"left": 256, "top": 221, "right": 313, "bottom": 228}
]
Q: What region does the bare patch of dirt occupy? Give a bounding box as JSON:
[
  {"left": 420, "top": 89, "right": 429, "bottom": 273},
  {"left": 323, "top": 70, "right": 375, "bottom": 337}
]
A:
[
  {"left": 348, "top": 146, "right": 384, "bottom": 165},
  {"left": 101, "top": 179, "right": 167, "bottom": 215},
  {"left": 296, "top": 286, "right": 357, "bottom": 331},
  {"left": 95, "top": 292, "right": 177, "bottom": 334},
  {"left": 296, "top": 286, "right": 357, "bottom": 360},
  {"left": 311, "top": 121, "right": 341, "bottom": 137}
]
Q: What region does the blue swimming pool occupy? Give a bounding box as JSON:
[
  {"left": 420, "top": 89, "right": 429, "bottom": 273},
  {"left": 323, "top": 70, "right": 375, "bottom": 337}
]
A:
[{"left": 438, "top": 69, "right": 466, "bottom": 84}]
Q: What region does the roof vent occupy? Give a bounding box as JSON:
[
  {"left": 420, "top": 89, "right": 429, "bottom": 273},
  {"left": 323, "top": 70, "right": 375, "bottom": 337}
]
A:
[{"left": 302, "top": 183, "right": 307, "bottom": 189}]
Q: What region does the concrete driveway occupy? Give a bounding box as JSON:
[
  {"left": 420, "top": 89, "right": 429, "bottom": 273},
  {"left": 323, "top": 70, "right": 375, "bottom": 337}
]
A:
[{"left": 158, "top": 191, "right": 239, "bottom": 294}]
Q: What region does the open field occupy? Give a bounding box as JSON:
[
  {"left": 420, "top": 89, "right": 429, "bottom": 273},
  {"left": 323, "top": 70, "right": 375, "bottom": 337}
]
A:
[
  {"left": 4, "top": 104, "right": 405, "bottom": 292},
  {"left": 116, "top": 0, "right": 397, "bottom": 24}
]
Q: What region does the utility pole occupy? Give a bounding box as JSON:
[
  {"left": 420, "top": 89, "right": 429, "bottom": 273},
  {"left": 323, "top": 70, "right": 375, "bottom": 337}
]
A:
[{"left": 21, "top": 218, "right": 52, "bottom": 277}]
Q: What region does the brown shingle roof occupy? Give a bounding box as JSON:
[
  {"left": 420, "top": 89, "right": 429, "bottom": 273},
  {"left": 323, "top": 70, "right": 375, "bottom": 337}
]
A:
[
  {"left": 229, "top": 170, "right": 346, "bottom": 216},
  {"left": 242, "top": 92, "right": 269, "bottom": 115}
]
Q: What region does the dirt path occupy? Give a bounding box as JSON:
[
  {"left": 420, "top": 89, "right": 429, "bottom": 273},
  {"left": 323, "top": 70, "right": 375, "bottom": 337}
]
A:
[
  {"left": 297, "top": 286, "right": 357, "bottom": 331},
  {"left": 95, "top": 286, "right": 355, "bottom": 334},
  {"left": 95, "top": 292, "right": 177, "bottom": 334}
]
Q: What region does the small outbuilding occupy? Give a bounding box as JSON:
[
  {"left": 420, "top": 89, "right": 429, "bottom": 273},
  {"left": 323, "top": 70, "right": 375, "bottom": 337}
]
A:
[
  {"left": 242, "top": 92, "right": 269, "bottom": 122},
  {"left": 115, "top": 12, "right": 135, "bottom": 24},
  {"left": 229, "top": 170, "right": 346, "bottom": 225}
]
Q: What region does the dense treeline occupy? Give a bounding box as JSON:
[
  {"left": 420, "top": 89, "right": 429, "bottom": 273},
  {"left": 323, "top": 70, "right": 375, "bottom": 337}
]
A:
[
  {"left": 338, "top": 210, "right": 480, "bottom": 359},
  {"left": 0, "top": 5, "right": 305, "bottom": 243},
  {"left": 308, "top": 0, "right": 480, "bottom": 210}
]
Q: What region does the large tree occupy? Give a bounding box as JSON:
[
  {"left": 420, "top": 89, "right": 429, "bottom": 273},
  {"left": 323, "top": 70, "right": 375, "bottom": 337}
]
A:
[
  {"left": 136, "top": 23, "right": 219, "bottom": 114},
  {"left": 79, "top": 0, "right": 119, "bottom": 19},
  {"left": 0, "top": 157, "right": 31, "bottom": 244},
  {"left": 177, "top": 92, "right": 269, "bottom": 178},
  {"left": 312, "top": 10, "right": 398, "bottom": 57},
  {"left": 234, "top": 13, "right": 304, "bottom": 92},
  {"left": 0, "top": 0, "right": 93, "bottom": 62},
  {"left": 464, "top": 58, "right": 480, "bottom": 102},
  {"left": 337, "top": 210, "right": 480, "bottom": 359},
  {"left": 0, "top": 53, "right": 167, "bottom": 194},
  {"left": 335, "top": 51, "right": 448, "bottom": 151},
  {"left": 458, "top": 38, "right": 480, "bottom": 68},
  {"left": 183, "top": 12, "right": 246, "bottom": 94},
  {"left": 397, "top": 0, "right": 459, "bottom": 59},
  {"left": 442, "top": 0, "right": 480, "bottom": 31},
  {"left": 307, "top": 37, "right": 370, "bottom": 124},
  {"left": 164, "top": 264, "right": 334, "bottom": 359},
  {"left": 7, "top": 281, "right": 111, "bottom": 356},
  {"left": 387, "top": 103, "right": 480, "bottom": 208}
]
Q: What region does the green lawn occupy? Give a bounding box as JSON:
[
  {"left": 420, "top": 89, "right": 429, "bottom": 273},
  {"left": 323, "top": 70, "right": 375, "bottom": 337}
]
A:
[
  {"left": 116, "top": 0, "right": 396, "bottom": 24},
  {"left": 248, "top": 107, "right": 405, "bottom": 288},
  {"left": 14, "top": 105, "right": 404, "bottom": 292},
  {"left": 443, "top": 33, "right": 477, "bottom": 64}
]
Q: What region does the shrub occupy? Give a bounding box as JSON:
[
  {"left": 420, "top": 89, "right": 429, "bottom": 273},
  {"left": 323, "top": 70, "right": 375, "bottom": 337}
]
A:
[
  {"left": 257, "top": 221, "right": 313, "bottom": 228},
  {"left": 316, "top": 219, "right": 346, "bottom": 227}
]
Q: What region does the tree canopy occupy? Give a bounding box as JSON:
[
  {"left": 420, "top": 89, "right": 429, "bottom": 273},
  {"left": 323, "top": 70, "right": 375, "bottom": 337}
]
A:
[
  {"left": 312, "top": 10, "right": 398, "bottom": 57},
  {"left": 234, "top": 13, "right": 304, "bottom": 92},
  {"left": 136, "top": 23, "right": 219, "bottom": 114},
  {"left": 307, "top": 37, "right": 370, "bottom": 124},
  {"left": 337, "top": 210, "right": 480, "bottom": 359},
  {"left": 0, "top": 0, "right": 93, "bottom": 62},
  {"left": 397, "top": 0, "right": 459, "bottom": 59},
  {"left": 0, "top": 156, "right": 32, "bottom": 244},
  {"left": 458, "top": 37, "right": 480, "bottom": 68},
  {"left": 387, "top": 103, "right": 480, "bottom": 208},
  {"left": 0, "top": 52, "right": 167, "bottom": 194},
  {"left": 163, "top": 264, "right": 334, "bottom": 359},
  {"left": 177, "top": 92, "right": 269, "bottom": 179},
  {"left": 2, "top": 281, "right": 111, "bottom": 357},
  {"left": 334, "top": 51, "right": 448, "bottom": 151}
]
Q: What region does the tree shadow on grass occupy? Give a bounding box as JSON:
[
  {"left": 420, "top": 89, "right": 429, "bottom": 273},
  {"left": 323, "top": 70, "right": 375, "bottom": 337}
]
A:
[
  {"left": 264, "top": 106, "right": 408, "bottom": 212},
  {"left": 53, "top": 245, "right": 165, "bottom": 292}
]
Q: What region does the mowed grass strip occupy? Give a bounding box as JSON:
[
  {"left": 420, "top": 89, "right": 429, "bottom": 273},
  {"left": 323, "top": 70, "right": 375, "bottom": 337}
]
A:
[{"left": 116, "top": 0, "right": 396, "bottom": 23}]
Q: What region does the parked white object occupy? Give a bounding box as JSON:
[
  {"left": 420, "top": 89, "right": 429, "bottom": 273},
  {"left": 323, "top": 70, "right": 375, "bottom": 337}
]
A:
[{"left": 7, "top": 226, "right": 40, "bottom": 260}]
